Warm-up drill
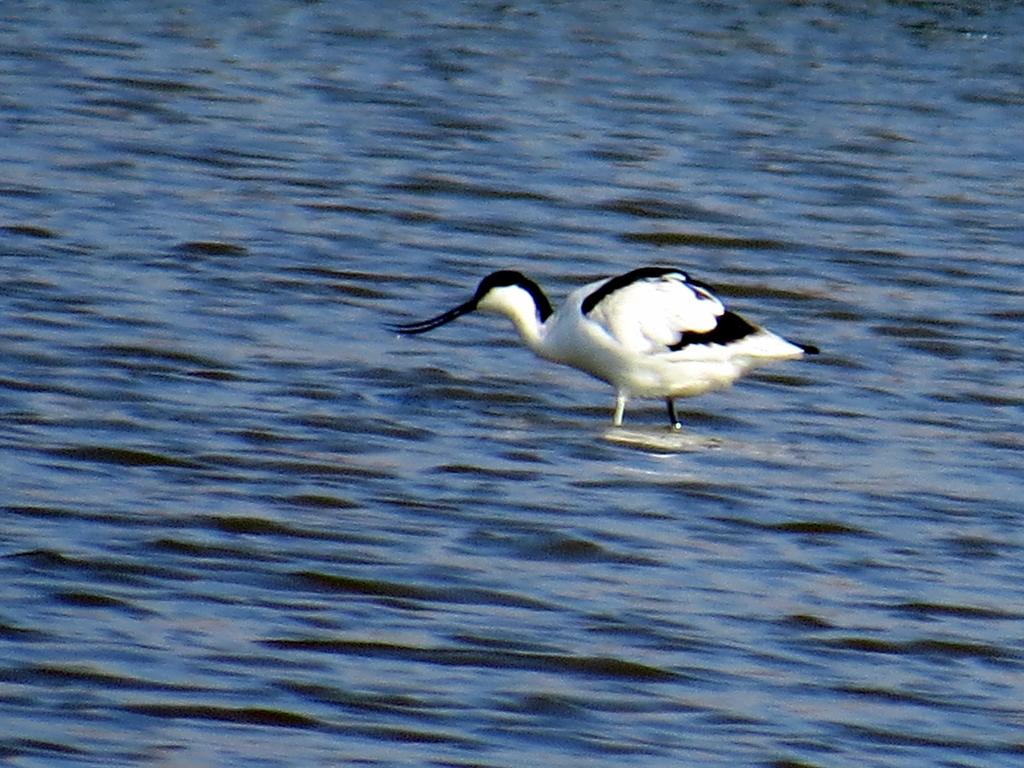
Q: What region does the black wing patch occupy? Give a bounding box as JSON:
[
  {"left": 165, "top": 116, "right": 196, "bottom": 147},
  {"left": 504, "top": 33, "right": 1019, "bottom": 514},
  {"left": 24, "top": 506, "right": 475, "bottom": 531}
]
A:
[
  {"left": 668, "top": 311, "right": 757, "bottom": 350},
  {"left": 580, "top": 267, "right": 683, "bottom": 315}
]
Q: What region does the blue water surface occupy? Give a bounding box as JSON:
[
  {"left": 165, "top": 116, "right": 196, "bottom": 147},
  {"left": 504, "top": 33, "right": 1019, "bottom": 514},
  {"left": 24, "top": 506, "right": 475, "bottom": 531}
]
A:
[{"left": 2, "top": 2, "right": 1023, "bottom": 766}]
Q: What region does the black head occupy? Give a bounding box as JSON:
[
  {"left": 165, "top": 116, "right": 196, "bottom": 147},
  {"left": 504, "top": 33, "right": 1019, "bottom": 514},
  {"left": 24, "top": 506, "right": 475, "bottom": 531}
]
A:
[
  {"left": 389, "top": 269, "right": 552, "bottom": 335},
  {"left": 473, "top": 270, "right": 553, "bottom": 322}
]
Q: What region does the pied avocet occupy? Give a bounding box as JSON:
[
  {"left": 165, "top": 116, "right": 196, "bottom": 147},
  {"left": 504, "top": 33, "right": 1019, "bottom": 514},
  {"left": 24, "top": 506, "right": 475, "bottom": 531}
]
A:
[{"left": 391, "top": 266, "right": 818, "bottom": 429}]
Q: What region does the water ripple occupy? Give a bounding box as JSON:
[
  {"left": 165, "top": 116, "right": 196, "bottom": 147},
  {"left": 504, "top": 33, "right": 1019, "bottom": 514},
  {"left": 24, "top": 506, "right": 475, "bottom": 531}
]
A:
[
  {"left": 262, "top": 638, "right": 680, "bottom": 683},
  {"left": 2, "top": 2, "right": 1023, "bottom": 766}
]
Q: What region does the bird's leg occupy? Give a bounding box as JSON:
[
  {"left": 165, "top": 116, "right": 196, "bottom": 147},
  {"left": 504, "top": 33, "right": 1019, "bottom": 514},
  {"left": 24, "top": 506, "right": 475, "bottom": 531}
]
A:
[
  {"left": 612, "top": 392, "right": 627, "bottom": 426},
  {"left": 666, "top": 398, "right": 682, "bottom": 430}
]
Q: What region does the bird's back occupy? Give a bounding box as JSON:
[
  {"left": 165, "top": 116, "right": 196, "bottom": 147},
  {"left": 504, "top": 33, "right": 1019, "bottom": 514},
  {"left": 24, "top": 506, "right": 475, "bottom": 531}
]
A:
[
  {"left": 540, "top": 268, "right": 808, "bottom": 396},
  {"left": 581, "top": 270, "right": 725, "bottom": 356}
]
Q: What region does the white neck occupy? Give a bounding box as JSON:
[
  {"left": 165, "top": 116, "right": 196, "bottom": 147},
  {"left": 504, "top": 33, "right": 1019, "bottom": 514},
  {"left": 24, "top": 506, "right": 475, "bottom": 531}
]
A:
[{"left": 476, "top": 285, "right": 549, "bottom": 352}]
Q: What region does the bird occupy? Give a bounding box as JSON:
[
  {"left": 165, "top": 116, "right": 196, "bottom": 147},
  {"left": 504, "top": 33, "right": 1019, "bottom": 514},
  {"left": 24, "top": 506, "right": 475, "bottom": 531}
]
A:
[{"left": 390, "top": 266, "right": 818, "bottom": 429}]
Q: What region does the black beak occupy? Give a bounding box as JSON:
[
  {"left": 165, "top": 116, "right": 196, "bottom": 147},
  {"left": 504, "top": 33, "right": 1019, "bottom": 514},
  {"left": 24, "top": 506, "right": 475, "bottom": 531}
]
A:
[{"left": 388, "top": 299, "right": 477, "bottom": 335}]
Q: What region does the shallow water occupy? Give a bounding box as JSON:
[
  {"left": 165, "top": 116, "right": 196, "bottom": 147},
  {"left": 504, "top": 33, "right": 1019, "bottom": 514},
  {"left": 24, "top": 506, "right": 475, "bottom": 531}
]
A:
[{"left": 2, "top": 2, "right": 1023, "bottom": 766}]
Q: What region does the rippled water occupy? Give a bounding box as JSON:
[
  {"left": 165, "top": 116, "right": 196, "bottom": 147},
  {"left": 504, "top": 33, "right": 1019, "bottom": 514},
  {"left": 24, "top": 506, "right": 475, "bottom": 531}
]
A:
[{"left": 3, "top": 2, "right": 1024, "bottom": 766}]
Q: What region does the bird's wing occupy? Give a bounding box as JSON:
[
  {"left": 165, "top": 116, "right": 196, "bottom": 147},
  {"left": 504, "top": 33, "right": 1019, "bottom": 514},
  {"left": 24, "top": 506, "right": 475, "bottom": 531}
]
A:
[{"left": 582, "top": 269, "right": 728, "bottom": 354}]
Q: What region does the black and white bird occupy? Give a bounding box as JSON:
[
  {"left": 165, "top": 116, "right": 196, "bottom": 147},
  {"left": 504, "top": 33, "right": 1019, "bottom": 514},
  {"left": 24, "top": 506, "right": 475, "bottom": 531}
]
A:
[{"left": 391, "top": 266, "right": 818, "bottom": 429}]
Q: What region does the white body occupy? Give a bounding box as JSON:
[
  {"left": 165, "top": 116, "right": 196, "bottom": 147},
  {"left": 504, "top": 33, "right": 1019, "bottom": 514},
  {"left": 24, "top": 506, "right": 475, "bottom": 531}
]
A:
[
  {"left": 538, "top": 279, "right": 801, "bottom": 394},
  {"left": 475, "top": 272, "right": 807, "bottom": 425},
  {"left": 396, "top": 267, "right": 814, "bottom": 428}
]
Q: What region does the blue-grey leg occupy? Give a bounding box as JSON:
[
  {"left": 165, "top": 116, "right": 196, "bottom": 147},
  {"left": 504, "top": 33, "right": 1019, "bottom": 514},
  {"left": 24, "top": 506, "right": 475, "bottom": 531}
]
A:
[
  {"left": 612, "top": 392, "right": 627, "bottom": 426},
  {"left": 666, "top": 399, "right": 682, "bottom": 430}
]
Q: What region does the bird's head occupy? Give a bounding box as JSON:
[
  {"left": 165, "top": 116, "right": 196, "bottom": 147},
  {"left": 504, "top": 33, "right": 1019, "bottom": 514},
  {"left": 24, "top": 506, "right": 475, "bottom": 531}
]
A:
[{"left": 390, "top": 270, "right": 552, "bottom": 335}]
